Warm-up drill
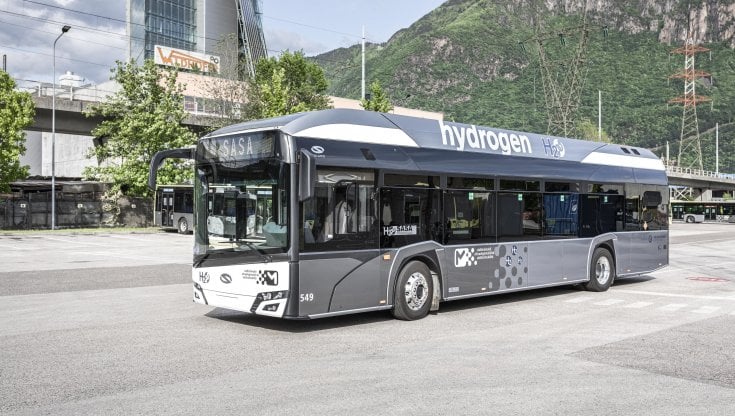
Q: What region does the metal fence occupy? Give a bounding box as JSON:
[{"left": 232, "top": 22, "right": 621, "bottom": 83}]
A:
[{"left": 0, "top": 192, "right": 153, "bottom": 230}]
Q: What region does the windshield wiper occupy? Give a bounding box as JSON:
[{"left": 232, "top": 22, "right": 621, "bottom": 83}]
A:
[{"left": 238, "top": 240, "right": 272, "bottom": 263}]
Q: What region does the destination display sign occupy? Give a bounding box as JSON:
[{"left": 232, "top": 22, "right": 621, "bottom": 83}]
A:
[{"left": 198, "top": 132, "right": 276, "bottom": 162}]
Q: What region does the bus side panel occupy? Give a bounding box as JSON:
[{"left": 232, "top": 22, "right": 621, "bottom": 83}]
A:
[
  {"left": 626, "top": 231, "right": 668, "bottom": 275},
  {"left": 298, "top": 251, "right": 380, "bottom": 316},
  {"left": 443, "top": 243, "right": 529, "bottom": 296},
  {"left": 613, "top": 233, "right": 632, "bottom": 275},
  {"left": 527, "top": 241, "right": 564, "bottom": 287},
  {"left": 329, "top": 254, "right": 382, "bottom": 312},
  {"left": 563, "top": 239, "right": 594, "bottom": 281}
]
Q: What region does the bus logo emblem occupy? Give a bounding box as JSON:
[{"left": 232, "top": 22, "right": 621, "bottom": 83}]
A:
[
  {"left": 542, "top": 138, "right": 566, "bottom": 159},
  {"left": 220, "top": 273, "right": 232, "bottom": 284},
  {"left": 256, "top": 271, "right": 279, "bottom": 286},
  {"left": 311, "top": 146, "right": 325, "bottom": 154},
  {"left": 454, "top": 248, "right": 477, "bottom": 268}
]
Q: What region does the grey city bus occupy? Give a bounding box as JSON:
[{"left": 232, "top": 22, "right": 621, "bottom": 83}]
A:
[
  {"left": 149, "top": 109, "right": 669, "bottom": 320},
  {"left": 155, "top": 184, "right": 194, "bottom": 234}
]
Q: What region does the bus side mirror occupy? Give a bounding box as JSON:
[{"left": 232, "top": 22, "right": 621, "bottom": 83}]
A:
[
  {"left": 298, "top": 149, "right": 316, "bottom": 202},
  {"left": 148, "top": 147, "right": 195, "bottom": 191},
  {"left": 642, "top": 191, "right": 662, "bottom": 208}
]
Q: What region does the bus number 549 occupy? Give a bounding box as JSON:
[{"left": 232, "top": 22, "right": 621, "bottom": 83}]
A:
[{"left": 300, "top": 293, "right": 314, "bottom": 302}]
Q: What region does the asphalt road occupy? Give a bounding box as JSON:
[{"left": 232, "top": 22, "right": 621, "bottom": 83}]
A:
[{"left": 1, "top": 225, "right": 734, "bottom": 415}]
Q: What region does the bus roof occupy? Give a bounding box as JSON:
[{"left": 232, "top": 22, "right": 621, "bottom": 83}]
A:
[{"left": 204, "top": 109, "right": 668, "bottom": 185}]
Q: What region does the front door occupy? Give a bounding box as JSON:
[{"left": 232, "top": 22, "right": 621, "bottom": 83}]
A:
[{"left": 161, "top": 191, "right": 174, "bottom": 227}]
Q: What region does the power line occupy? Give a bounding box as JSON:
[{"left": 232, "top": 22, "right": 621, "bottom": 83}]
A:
[
  {"left": 0, "top": 44, "right": 112, "bottom": 68},
  {"left": 0, "top": 17, "right": 127, "bottom": 52},
  {"left": 17, "top": 1, "right": 383, "bottom": 50},
  {"left": 24, "top": 0, "right": 128, "bottom": 27}
]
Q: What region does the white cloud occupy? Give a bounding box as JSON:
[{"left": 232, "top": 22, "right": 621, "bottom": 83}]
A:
[
  {"left": 0, "top": 0, "right": 126, "bottom": 84},
  {"left": 265, "top": 28, "right": 329, "bottom": 56}
]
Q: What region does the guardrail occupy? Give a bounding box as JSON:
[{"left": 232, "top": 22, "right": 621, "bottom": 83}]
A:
[{"left": 666, "top": 166, "right": 735, "bottom": 180}]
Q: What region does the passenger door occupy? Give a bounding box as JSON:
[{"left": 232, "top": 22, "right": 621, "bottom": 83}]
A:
[
  {"left": 160, "top": 191, "right": 174, "bottom": 227},
  {"left": 298, "top": 169, "right": 381, "bottom": 316}
]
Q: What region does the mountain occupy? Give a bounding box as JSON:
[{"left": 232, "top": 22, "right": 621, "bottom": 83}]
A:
[{"left": 314, "top": 0, "right": 735, "bottom": 172}]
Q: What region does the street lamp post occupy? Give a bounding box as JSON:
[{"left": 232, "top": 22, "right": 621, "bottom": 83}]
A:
[{"left": 51, "top": 24, "right": 70, "bottom": 230}]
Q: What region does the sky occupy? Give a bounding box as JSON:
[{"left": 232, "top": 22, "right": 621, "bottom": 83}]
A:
[{"left": 0, "top": 0, "right": 445, "bottom": 89}]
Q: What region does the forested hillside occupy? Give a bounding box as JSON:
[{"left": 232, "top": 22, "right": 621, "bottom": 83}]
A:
[{"left": 315, "top": 0, "right": 735, "bottom": 172}]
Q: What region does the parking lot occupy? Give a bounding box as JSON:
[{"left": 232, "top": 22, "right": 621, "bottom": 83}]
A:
[{"left": 1, "top": 224, "right": 734, "bottom": 415}]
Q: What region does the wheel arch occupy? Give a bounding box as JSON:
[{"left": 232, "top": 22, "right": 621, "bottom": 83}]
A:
[
  {"left": 388, "top": 249, "right": 444, "bottom": 310},
  {"left": 587, "top": 236, "right": 617, "bottom": 283}
]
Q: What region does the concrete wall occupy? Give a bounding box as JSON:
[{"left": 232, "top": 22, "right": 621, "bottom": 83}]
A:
[
  {"left": 19, "top": 131, "right": 42, "bottom": 177},
  {"left": 27, "top": 132, "right": 98, "bottom": 178}
]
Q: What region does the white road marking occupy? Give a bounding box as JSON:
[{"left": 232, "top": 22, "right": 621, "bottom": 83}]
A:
[
  {"left": 565, "top": 296, "right": 595, "bottom": 304},
  {"left": 41, "top": 236, "right": 109, "bottom": 247},
  {"left": 692, "top": 306, "right": 721, "bottom": 314},
  {"left": 659, "top": 303, "right": 687, "bottom": 312},
  {"left": 615, "top": 289, "right": 735, "bottom": 302},
  {"left": 624, "top": 301, "right": 654, "bottom": 309},
  {"left": 594, "top": 299, "right": 625, "bottom": 306}
]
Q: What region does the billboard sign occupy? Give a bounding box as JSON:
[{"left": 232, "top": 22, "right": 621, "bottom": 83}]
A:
[{"left": 154, "top": 45, "right": 220, "bottom": 73}]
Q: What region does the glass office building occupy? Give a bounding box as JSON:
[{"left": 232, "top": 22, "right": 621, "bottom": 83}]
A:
[{"left": 128, "top": 0, "right": 267, "bottom": 75}]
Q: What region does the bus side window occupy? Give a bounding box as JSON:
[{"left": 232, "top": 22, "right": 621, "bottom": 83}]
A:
[
  {"left": 301, "top": 169, "right": 377, "bottom": 252},
  {"left": 380, "top": 187, "right": 440, "bottom": 248}
]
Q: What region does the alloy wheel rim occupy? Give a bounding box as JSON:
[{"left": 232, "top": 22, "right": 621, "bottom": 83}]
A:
[
  {"left": 595, "top": 256, "right": 611, "bottom": 285},
  {"left": 404, "top": 272, "right": 429, "bottom": 311}
]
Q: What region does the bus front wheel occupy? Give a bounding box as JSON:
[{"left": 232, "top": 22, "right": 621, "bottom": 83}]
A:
[
  {"left": 178, "top": 218, "right": 189, "bottom": 234},
  {"left": 584, "top": 247, "right": 614, "bottom": 292},
  {"left": 392, "top": 261, "right": 433, "bottom": 320}
]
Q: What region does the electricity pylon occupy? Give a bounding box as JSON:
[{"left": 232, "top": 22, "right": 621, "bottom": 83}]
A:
[
  {"left": 520, "top": 0, "right": 592, "bottom": 137},
  {"left": 669, "top": 37, "right": 710, "bottom": 171}
]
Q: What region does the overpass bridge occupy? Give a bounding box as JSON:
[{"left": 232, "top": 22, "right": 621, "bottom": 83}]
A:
[
  {"left": 29, "top": 95, "right": 213, "bottom": 135},
  {"left": 666, "top": 166, "right": 735, "bottom": 200}
]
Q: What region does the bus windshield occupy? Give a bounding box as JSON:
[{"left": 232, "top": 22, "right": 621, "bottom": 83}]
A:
[{"left": 193, "top": 133, "right": 289, "bottom": 259}]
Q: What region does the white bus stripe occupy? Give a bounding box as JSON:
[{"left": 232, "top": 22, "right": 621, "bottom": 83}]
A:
[
  {"left": 581, "top": 152, "right": 665, "bottom": 171},
  {"left": 293, "top": 124, "right": 419, "bottom": 147}
]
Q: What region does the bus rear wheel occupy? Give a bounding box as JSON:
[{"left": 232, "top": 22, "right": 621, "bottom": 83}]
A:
[
  {"left": 685, "top": 215, "right": 694, "bottom": 223},
  {"left": 392, "top": 261, "right": 433, "bottom": 320},
  {"left": 584, "top": 247, "right": 614, "bottom": 292},
  {"left": 178, "top": 218, "right": 189, "bottom": 234}
]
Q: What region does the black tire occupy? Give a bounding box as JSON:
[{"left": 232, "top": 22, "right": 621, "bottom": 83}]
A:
[
  {"left": 178, "top": 217, "right": 189, "bottom": 234},
  {"left": 392, "top": 261, "right": 433, "bottom": 321},
  {"left": 685, "top": 215, "right": 694, "bottom": 223},
  {"left": 583, "top": 247, "right": 615, "bottom": 292}
]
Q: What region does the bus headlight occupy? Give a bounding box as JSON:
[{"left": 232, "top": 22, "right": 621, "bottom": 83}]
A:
[{"left": 250, "top": 290, "right": 288, "bottom": 314}]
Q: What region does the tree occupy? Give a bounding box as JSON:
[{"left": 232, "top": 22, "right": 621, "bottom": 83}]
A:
[
  {"left": 0, "top": 70, "right": 35, "bottom": 192},
  {"left": 576, "top": 118, "right": 611, "bottom": 142},
  {"left": 246, "top": 51, "right": 331, "bottom": 119},
  {"left": 361, "top": 80, "right": 394, "bottom": 112},
  {"left": 84, "top": 59, "right": 197, "bottom": 197}
]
